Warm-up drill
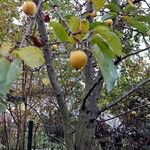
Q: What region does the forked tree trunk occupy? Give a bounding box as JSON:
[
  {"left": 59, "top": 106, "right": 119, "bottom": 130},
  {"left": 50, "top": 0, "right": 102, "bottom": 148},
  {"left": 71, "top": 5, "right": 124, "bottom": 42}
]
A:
[
  {"left": 75, "top": 2, "right": 103, "bottom": 150},
  {"left": 34, "top": 1, "right": 75, "bottom": 149},
  {"left": 34, "top": 0, "right": 103, "bottom": 149}
]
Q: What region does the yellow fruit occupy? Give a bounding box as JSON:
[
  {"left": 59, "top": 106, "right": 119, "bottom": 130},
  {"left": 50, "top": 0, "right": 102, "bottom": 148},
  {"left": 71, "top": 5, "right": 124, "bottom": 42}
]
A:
[
  {"left": 69, "top": 50, "right": 88, "bottom": 69},
  {"left": 22, "top": 1, "right": 37, "bottom": 16},
  {"left": 42, "top": 78, "right": 50, "bottom": 86},
  {"left": 104, "top": 19, "right": 113, "bottom": 26}
]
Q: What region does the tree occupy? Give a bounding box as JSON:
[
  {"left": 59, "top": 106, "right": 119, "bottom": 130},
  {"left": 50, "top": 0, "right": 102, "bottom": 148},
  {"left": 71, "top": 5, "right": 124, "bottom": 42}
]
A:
[{"left": 0, "top": 0, "right": 150, "bottom": 149}]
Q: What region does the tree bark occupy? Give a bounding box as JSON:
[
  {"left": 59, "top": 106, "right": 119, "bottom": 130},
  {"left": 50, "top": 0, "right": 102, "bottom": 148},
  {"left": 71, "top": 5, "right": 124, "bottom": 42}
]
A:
[
  {"left": 34, "top": 1, "right": 74, "bottom": 149},
  {"left": 75, "top": 2, "right": 103, "bottom": 150},
  {"left": 3, "top": 113, "right": 10, "bottom": 150}
]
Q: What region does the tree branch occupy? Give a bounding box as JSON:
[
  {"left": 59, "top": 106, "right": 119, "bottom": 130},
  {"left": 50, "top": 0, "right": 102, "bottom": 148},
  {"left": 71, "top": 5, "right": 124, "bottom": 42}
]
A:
[
  {"left": 97, "top": 77, "right": 150, "bottom": 115},
  {"left": 98, "top": 103, "right": 150, "bottom": 123},
  {"left": 48, "top": 0, "right": 72, "bottom": 34},
  {"left": 19, "top": 0, "right": 43, "bottom": 48},
  {"left": 115, "top": 46, "right": 150, "bottom": 65},
  {"left": 82, "top": 46, "right": 150, "bottom": 109},
  {"left": 34, "top": 0, "right": 74, "bottom": 149},
  {"left": 143, "top": 0, "right": 150, "bottom": 9},
  {"left": 81, "top": 76, "right": 103, "bottom": 110},
  {"left": 26, "top": 102, "right": 66, "bottom": 145}
]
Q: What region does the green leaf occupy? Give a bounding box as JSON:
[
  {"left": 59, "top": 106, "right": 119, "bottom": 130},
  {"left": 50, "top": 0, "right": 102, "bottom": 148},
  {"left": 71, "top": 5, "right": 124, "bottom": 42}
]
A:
[
  {"left": 93, "top": 44, "right": 118, "bottom": 92},
  {"left": 92, "top": 0, "right": 106, "bottom": 11},
  {"left": 50, "top": 21, "right": 68, "bottom": 42},
  {"left": 0, "top": 58, "right": 10, "bottom": 84},
  {"left": 127, "top": 0, "right": 134, "bottom": 7},
  {"left": 90, "top": 22, "right": 104, "bottom": 30},
  {"left": 53, "top": 0, "right": 61, "bottom": 5},
  {"left": 105, "top": 3, "right": 120, "bottom": 12},
  {"left": 6, "top": 59, "right": 22, "bottom": 84},
  {"left": 69, "top": 16, "right": 80, "bottom": 33},
  {"left": 14, "top": 46, "right": 45, "bottom": 68},
  {"left": 134, "top": 16, "right": 150, "bottom": 23},
  {"left": 0, "top": 101, "right": 6, "bottom": 113},
  {"left": 123, "top": 16, "right": 149, "bottom": 34},
  {"left": 0, "top": 82, "right": 10, "bottom": 96},
  {"left": 68, "top": 36, "right": 76, "bottom": 45},
  {"left": 0, "top": 144, "right": 5, "bottom": 149},
  {"left": 92, "top": 34, "right": 115, "bottom": 58},
  {"left": 0, "top": 58, "right": 22, "bottom": 96},
  {"left": 43, "top": 2, "right": 50, "bottom": 10},
  {"left": 94, "top": 26, "right": 122, "bottom": 56},
  {"left": 110, "top": 12, "right": 118, "bottom": 19},
  {"left": 124, "top": 5, "right": 136, "bottom": 14},
  {"left": 0, "top": 58, "right": 10, "bottom": 95}
]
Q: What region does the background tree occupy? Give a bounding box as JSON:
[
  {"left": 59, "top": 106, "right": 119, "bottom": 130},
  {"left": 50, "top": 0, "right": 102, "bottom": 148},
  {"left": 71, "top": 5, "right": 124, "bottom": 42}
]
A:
[{"left": 0, "top": 0, "right": 150, "bottom": 150}]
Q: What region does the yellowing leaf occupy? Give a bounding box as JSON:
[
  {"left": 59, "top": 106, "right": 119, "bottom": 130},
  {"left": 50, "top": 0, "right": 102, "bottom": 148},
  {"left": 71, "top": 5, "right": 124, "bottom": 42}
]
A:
[
  {"left": 42, "top": 78, "right": 50, "bottom": 86},
  {"left": 0, "top": 42, "right": 12, "bottom": 56},
  {"left": 73, "top": 34, "right": 84, "bottom": 40},
  {"left": 14, "top": 46, "right": 45, "bottom": 68},
  {"left": 69, "top": 16, "right": 80, "bottom": 33},
  {"left": 79, "top": 19, "right": 90, "bottom": 34},
  {"left": 68, "top": 36, "right": 76, "bottom": 45},
  {"left": 17, "top": 102, "right": 25, "bottom": 111},
  {"left": 0, "top": 58, "right": 10, "bottom": 84},
  {"left": 92, "top": 0, "right": 106, "bottom": 11},
  {"left": 127, "top": 0, "right": 134, "bottom": 7}
]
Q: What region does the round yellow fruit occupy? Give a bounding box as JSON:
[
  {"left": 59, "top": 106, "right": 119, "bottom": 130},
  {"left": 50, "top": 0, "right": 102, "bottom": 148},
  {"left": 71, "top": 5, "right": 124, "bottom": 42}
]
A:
[
  {"left": 104, "top": 19, "right": 113, "bottom": 26},
  {"left": 69, "top": 50, "right": 88, "bottom": 69},
  {"left": 22, "top": 1, "right": 37, "bottom": 16}
]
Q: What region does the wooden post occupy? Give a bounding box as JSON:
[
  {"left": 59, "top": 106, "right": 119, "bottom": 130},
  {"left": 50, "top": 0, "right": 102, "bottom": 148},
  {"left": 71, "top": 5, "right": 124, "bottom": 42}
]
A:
[{"left": 27, "top": 121, "right": 33, "bottom": 150}]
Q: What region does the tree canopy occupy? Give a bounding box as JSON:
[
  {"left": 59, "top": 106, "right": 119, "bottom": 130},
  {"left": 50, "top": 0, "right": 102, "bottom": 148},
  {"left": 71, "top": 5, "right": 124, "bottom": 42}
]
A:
[{"left": 0, "top": 0, "right": 150, "bottom": 149}]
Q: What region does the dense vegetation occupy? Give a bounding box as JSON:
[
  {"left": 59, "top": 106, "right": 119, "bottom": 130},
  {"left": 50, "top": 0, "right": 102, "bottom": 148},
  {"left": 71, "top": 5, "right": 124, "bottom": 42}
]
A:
[{"left": 0, "top": 0, "right": 150, "bottom": 149}]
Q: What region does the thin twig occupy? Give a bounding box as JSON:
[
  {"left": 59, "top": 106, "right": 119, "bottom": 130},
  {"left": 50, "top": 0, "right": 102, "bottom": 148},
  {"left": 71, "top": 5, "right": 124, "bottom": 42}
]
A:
[
  {"left": 19, "top": 0, "right": 43, "bottom": 48},
  {"left": 26, "top": 102, "right": 66, "bottom": 145},
  {"left": 143, "top": 0, "right": 150, "bottom": 9},
  {"left": 97, "top": 77, "right": 150, "bottom": 115},
  {"left": 48, "top": 0, "right": 72, "bottom": 34},
  {"left": 115, "top": 46, "right": 150, "bottom": 64},
  {"left": 98, "top": 103, "right": 150, "bottom": 123},
  {"left": 80, "top": 46, "right": 150, "bottom": 111}
]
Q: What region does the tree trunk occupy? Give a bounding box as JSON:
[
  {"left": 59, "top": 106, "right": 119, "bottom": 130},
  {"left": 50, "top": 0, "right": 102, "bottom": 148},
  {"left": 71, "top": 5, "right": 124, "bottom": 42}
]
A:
[
  {"left": 75, "top": 2, "right": 103, "bottom": 150},
  {"left": 2, "top": 113, "right": 10, "bottom": 150},
  {"left": 34, "top": 1, "right": 75, "bottom": 149}
]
